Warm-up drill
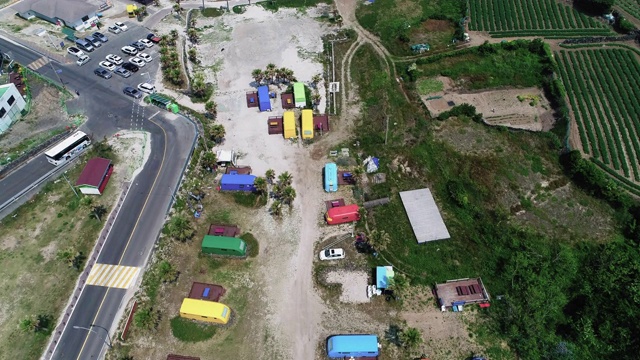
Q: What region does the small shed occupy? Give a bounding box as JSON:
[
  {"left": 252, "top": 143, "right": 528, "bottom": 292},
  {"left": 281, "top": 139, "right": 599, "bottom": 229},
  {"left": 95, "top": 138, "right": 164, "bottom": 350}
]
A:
[
  {"left": 75, "top": 158, "right": 113, "bottom": 195},
  {"left": 188, "top": 282, "right": 226, "bottom": 302},
  {"left": 301, "top": 109, "right": 314, "bottom": 139},
  {"left": 208, "top": 224, "right": 241, "bottom": 237},
  {"left": 313, "top": 113, "right": 330, "bottom": 132},
  {"left": 281, "top": 93, "right": 295, "bottom": 109},
  {"left": 246, "top": 91, "right": 258, "bottom": 108},
  {"left": 376, "top": 266, "right": 394, "bottom": 289},
  {"left": 324, "top": 162, "right": 338, "bottom": 192},
  {"left": 326, "top": 334, "right": 380, "bottom": 358},
  {"left": 149, "top": 93, "right": 179, "bottom": 113},
  {"left": 179, "top": 298, "right": 231, "bottom": 324},
  {"left": 201, "top": 235, "right": 247, "bottom": 257},
  {"left": 219, "top": 174, "right": 256, "bottom": 192},
  {"left": 215, "top": 150, "right": 237, "bottom": 167},
  {"left": 283, "top": 111, "right": 296, "bottom": 139},
  {"left": 267, "top": 116, "right": 283, "bottom": 135},
  {"left": 257, "top": 85, "right": 271, "bottom": 112},
  {"left": 293, "top": 82, "right": 306, "bottom": 108}
]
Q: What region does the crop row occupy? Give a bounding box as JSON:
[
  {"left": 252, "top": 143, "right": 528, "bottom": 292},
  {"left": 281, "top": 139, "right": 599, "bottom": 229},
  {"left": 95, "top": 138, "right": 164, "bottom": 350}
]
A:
[
  {"left": 557, "top": 49, "right": 640, "bottom": 182},
  {"left": 617, "top": 0, "right": 640, "bottom": 23},
  {"left": 469, "top": 0, "right": 606, "bottom": 33},
  {"left": 489, "top": 29, "right": 613, "bottom": 38}
]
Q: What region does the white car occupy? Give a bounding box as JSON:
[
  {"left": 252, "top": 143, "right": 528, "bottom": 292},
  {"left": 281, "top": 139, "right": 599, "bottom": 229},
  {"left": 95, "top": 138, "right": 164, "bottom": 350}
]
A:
[
  {"left": 67, "top": 46, "right": 85, "bottom": 58},
  {"left": 76, "top": 54, "right": 90, "bottom": 66},
  {"left": 114, "top": 22, "right": 128, "bottom": 31},
  {"left": 139, "top": 39, "right": 154, "bottom": 48},
  {"left": 319, "top": 248, "right": 345, "bottom": 261},
  {"left": 138, "top": 53, "right": 152, "bottom": 62},
  {"left": 137, "top": 83, "right": 156, "bottom": 94},
  {"left": 105, "top": 54, "right": 123, "bottom": 65},
  {"left": 107, "top": 25, "right": 121, "bottom": 34},
  {"left": 130, "top": 57, "right": 146, "bottom": 68},
  {"left": 121, "top": 46, "right": 138, "bottom": 56},
  {"left": 99, "top": 61, "right": 116, "bottom": 71}
]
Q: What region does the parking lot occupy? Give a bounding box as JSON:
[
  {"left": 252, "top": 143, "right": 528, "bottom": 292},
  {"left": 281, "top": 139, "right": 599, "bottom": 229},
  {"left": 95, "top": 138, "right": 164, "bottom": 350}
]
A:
[{"left": 62, "top": 21, "right": 160, "bottom": 99}]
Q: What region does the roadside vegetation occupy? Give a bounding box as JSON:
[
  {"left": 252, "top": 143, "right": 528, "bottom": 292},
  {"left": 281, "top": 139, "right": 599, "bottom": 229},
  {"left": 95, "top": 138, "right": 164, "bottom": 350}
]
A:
[
  {"left": 350, "top": 32, "right": 640, "bottom": 358},
  {"left": 0, "top": 142, "right": 117, "bottom": 360}
]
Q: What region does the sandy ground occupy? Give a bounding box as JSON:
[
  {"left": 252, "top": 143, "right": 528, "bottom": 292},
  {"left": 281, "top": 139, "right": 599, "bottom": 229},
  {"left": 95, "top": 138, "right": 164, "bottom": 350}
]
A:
[
  {"left": 325, "top": 270, "right": 370, "bottom": 303},
  {"left": 107, "top": 131, "right": 151, "bottom": 186},
  {"left": 422, "top": 76, "right": 556, "bottom": 131}
]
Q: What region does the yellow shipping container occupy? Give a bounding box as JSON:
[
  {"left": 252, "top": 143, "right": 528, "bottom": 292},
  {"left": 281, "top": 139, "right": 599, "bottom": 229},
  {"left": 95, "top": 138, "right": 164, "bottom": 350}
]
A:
[
  {"left": 127, "top": 4, "right": 137, "bottom": 17},
  {"left": 301, "top": 109, "right": 314, "bottom": 139},
  {"left": 283, "top": 111, "right": 296, "bottom": 139},
  {"left": 179, "top": 298, "right": 231, "bottom": 324}
]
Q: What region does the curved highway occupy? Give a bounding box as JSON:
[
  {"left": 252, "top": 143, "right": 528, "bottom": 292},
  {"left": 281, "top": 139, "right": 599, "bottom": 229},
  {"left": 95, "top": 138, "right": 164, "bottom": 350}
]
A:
[{"left": 0, "top": 22, "right": 197, "bottom": 360}]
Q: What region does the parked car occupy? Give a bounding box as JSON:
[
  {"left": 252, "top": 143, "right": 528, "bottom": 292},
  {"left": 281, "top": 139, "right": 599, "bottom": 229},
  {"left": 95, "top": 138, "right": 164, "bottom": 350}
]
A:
[
  {"left": 138, "top": 53, "right": 152, "bottom": 62},
  {"left": 131, "top": 41, "right": 146, "bottom": 51},
  {"left": 99, "top": 61, "right": 116, "bottom": 71},
  {"left": 114, "top": 22, "right": 128, "bottom": 31},
  {"left": 92, "top": 32, "right": 108, "bottom": 43},
  {"left": 139, "top": 38, "right": 154, "bottom": 48},
  {"left": 85, "top": 36, "right": 102, "bottom": 48},
  {"left": 137, "top": 83, "right": 155, "bottom": 94},
  {"left": 129, "top": 57, "right": 145, "bottom": 68},
  {"left": 94, "top": 68, "right": 112, "bottom": 79},
  {"left": 105, "top": 54, "right": 123, "bottom": 65},
  {"left": 67, "top": 46, "right": 85, "bottom": 58},
  {"left": 75, "top": 38, "right": 94, "bottom": 52},
  {"left": 76, "top": 54, "right": 91, "bottom": 66},
  {"left": 123, "top": 86, "right": 142, "bottom": 99},
  {"left": 319, "top": 248, "right": 345, "bottom": 261},
  {"left": 114, "top": 67, "right": 132, "bottom": 78},
  {"left": 121, "top": 62, "right": 139, "bottom": 73},
  {"left": 121, "top": 46, "right": 138, "bottom": 56},
  {"left": 147, "top": 33, "right": 161, "bottom": 43},
  {"left": 108, "top": 25, "right": 121, "bottom": 34}
]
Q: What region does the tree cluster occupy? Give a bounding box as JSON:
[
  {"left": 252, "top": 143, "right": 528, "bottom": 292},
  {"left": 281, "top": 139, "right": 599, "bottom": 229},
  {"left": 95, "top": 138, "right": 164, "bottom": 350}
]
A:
[
  {"left": 251, "top": 64, "right": 297, "bottom": 86},
  {"left": 159, "top": 31, "right": 184, "bottom": 86}
]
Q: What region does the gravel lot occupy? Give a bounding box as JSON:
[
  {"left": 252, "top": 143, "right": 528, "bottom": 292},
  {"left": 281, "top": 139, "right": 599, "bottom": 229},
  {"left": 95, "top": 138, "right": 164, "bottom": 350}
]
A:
[{"left": 326, "top": 270, "right": 370, "bottom": 303}]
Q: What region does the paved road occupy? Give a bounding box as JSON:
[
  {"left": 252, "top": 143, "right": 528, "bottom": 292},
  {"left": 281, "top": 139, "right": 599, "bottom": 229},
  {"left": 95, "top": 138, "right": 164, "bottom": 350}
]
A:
[{"left": 1, "top": 20, "right": 198, "bottom": 360}]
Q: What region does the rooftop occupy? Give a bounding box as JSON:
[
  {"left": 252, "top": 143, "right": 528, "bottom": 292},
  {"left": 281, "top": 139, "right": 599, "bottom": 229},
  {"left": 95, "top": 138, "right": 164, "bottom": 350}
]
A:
[
  {"left": 435, "top": 278, "right": 490, "bottom": 307},
  {"left": 188, "top": 282, "right": 226, "bottom": 302},
  {"left": 399, "top": 188, "right": 450, "bottom": 243},
  {"left": 207, "top": 224, "right": 241, "bottom": 237},
  {"left": 13, "top": 0, "right": 100, "bottom": 22},
  {"left": 76, "top": 158, "right": 112, "bottom": 187}
]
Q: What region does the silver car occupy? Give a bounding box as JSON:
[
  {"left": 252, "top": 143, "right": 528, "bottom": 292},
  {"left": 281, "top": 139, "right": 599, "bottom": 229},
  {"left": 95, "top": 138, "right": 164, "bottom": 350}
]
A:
[{"left": 114, "top": 67, "right": 132, "bottom": 78}]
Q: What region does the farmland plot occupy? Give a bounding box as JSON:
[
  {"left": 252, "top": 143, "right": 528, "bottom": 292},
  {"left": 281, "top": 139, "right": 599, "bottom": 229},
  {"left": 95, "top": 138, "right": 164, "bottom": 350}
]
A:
[
  {"left": 556, "top": 49, "right": 640, "bottom": 184},
  {"left": 618, "top": 0, "right": 640, "bottom": 22},
  {"left": 469, "top": 0, "right": 612, "bottom": 37}
]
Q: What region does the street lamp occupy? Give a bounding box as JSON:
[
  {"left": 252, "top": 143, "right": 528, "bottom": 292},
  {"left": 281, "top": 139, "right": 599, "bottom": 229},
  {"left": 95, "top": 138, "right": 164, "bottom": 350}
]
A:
[
  {"left": 140, "top": 72, "right": 151, "bottom": 83},
  {"left": 72, "top": 325, "right": 112, "bottom": 348}
]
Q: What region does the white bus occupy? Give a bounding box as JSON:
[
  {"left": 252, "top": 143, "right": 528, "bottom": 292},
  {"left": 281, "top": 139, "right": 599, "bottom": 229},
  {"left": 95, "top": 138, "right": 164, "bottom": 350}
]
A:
[{"left": 45, "top": 131, "right": 91, "bottom": 166}]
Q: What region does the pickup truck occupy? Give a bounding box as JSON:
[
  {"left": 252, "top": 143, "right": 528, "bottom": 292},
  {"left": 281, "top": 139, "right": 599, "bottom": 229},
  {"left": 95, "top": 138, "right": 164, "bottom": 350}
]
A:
[{"left": 146, "top": 33, "right": 161, "bottom": 44}]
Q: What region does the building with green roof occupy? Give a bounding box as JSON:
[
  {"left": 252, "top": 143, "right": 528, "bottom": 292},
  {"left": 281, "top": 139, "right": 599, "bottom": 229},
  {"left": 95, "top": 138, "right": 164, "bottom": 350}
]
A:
[
  {"left": 201, "top": 235, "right": 247, "bottom": 257},
  {"left": 293, "top": 82, "right": 306, "bottom": 108}
]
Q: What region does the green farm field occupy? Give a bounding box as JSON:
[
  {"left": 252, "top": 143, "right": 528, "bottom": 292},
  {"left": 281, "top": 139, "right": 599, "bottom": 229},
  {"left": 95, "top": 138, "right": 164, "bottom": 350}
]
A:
[
  {"left": 618, "top": 0, "right": 640, "bottom": 22},
  {"left": 469, "top": 0, "right": 612, "bottom": 37},
  {"left": 556, "top": 48, "right": 640, "bottom": 190}
]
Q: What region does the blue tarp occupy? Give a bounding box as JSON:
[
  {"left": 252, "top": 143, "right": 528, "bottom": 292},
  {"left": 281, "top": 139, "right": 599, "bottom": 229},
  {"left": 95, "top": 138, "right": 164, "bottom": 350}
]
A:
[
  {"left": 327, "top": 335, "right": 379, "bottom": 358},
  {"left": 376, "top": 266, "right": 393, "bottom": 289},
  {"left": 257, "top": 85, "right": 271, "bottom": 112}
]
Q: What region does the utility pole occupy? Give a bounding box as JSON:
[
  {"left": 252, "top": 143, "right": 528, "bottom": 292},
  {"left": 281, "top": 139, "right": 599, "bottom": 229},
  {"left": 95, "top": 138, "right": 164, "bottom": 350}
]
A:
[
  {"left": 63, "top": 172, "right": 80, "bottom": 198},
  {"left": 384, "top": 116, "right": 389, "bottom": 145}
]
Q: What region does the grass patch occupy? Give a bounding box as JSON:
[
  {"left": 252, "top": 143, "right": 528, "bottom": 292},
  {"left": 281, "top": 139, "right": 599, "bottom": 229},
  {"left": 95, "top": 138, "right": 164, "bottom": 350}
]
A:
[
  {"left": 257, "top": 0, "right": 328, "bottom": 11},
  {"left": 170, "top": 316, "right": 218, "bottom": 342},
  {"left": 240, "top": 232, "right": 259, "bottom": 257},
  {"left": 231, "top": 192, "right": 267, "bottom": 208},
  {"left": 232, "top": 5, "right": 246, "bottom": 14},
  {"left": 416, "top": 78, "right": 444, "bottom": 95},
  {"left": 201, "top": 7, "right": 224, "bottom": 17}
]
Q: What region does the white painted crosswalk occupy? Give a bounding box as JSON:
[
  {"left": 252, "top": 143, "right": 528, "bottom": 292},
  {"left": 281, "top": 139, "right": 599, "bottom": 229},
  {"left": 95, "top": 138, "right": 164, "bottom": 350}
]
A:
[
  {"left": 26, "top": 56, "right": 48, "bottom": 71},
  {"left": 86, "top": 264, "right": 139, "bottom": 289}
]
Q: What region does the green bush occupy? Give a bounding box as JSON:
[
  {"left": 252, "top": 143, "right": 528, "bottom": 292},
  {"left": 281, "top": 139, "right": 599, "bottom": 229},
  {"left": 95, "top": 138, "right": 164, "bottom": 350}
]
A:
[
  {"left": 240, "top": 233, "right": 259, "bottom": 257},
  {"left": 201, "top": 8, "right": 223, "bottom": 17},
  {"left": 170, "top": 316, "right": 217, "bottom": 342}
]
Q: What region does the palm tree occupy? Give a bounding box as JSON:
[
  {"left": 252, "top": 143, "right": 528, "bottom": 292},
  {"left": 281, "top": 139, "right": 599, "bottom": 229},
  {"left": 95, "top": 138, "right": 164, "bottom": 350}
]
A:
[
  {"left": 187, "top": 28, "right": 199, "bottom": 43},
  {"left": 265, "top": 63, "right": 277, "bottom": 84},
  {"left": 201, "top": 151, "right": 217, "bottom": 172},
  {"left": 278, "top": 171, "right": 293, "bottom": 187},
  {"left": 400, "top": 327, "right": 422, "bottom": 349},
  {"left": 368, "top": 229, "right": 390, "bottom": 252},
  {"left": 166, "top": 215, "right": 194, "bottom": 242},
  {"left": 153, "top": 0, "right": 161, "bottom": 6},
  {"left": 270, "top": 200, "right": 283, "bottom": 217},
  {"left": 209, "top": 124, "right": 225, "bottom": 144},
  {"left": 281, "top": 186, "right": 296, "bottom": 206},
  {"left": 191, "top": 72, "right": 207, "bottom": 98},
  {"left": 170, "top": 29, "right": 179, "bottom": 42},
  {"left": 254, "top": 176, "right": 268, "bottom": 196},
  {"left": 312, "top": 92, "right": 321, "bottom": 105},
  {"left": 173, "top": 3, "right": 182, "bottom": 14},
  {"left": 388, "top": 273, "right": 410, "bottom": 299},
  {"left": 188, "top": 47, "right": 198, "bottom": 63},
  {"left": 90, "top": 205, "right": 107, "bottom": 221},
  {"left": 265, "top": 169, "right": 275, "bottom": 184},
  {"left": 311, "top": 73, "right": 322, "bottom": 88},
  {"left": 251, "top": 68, "right": 264, "bottom": 85},
  {"left": 205, "top": 100, "right": 217, "bottom": 118},
  {"left": 19, "top": 315, "right": 40, "bottom": 333}
]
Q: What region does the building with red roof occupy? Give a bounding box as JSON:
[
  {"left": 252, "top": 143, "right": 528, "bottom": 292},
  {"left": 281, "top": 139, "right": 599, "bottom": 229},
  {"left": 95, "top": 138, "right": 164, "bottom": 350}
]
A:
[{"left": 75, "top": 158, "right": 113, "bottom": 195}]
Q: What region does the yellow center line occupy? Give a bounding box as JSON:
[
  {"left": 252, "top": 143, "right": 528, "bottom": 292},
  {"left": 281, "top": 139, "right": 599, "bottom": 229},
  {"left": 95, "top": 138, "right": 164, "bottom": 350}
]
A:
[{"left": 74, "top": 118, "right": 168, "bottom": 360}]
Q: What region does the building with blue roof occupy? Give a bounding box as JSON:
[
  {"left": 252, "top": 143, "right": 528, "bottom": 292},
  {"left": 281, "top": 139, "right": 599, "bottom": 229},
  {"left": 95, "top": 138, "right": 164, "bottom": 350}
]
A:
[
  {"left": 219, "top": 174, "right": 256, "bottom": 192},
  {"left": 326, "top": 334, "right": 379, "bottom": 358}
]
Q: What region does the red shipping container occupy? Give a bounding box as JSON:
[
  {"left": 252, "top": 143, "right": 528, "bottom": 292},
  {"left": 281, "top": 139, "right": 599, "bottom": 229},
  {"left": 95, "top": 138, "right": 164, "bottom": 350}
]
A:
[{"left": 326, "top": 204, "right": 360, "bottom": 225}]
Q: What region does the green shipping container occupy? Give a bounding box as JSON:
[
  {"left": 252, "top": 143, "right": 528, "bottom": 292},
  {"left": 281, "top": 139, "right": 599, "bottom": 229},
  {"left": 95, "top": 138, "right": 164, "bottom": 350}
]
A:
[{"left": 201, "top": 235, "right": 247, "bottom": 257}]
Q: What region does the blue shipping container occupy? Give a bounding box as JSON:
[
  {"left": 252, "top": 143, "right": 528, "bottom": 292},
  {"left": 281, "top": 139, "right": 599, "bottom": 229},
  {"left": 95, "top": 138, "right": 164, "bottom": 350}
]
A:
[
  {"left": 326, "top": 334, "right": 379, "bottom": 358},
  {"left": 257, "top": 85, "right": 271, "bottom": 112},
  {"left": 324, "top": 163, "right": 338, "bottom": 192},
  {"left": 220, "top": 174, "right": 256, "bottom": 192}
]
